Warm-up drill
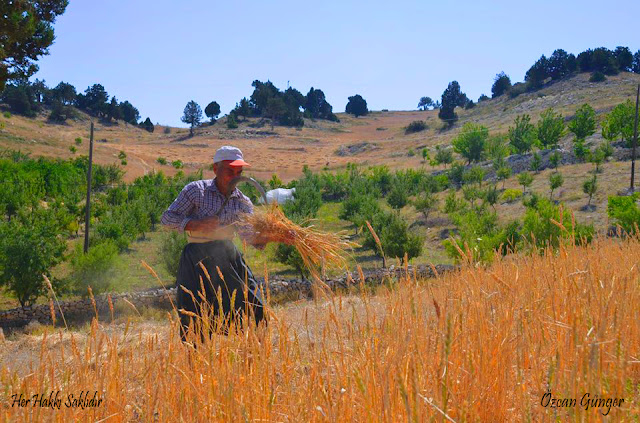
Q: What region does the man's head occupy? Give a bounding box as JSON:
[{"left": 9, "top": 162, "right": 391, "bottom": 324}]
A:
[{"left": 213, "top": 146, "right": 250, "bottom": 193}]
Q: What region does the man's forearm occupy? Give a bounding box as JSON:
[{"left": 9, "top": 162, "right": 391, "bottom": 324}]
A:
[{"left": 184, "top": 216, "right": 220, "bottom": 232}]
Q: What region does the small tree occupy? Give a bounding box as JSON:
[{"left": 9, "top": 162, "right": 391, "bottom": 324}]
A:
[
  {"left": 387, "top": 184, "right": 408, "bottom": 209},
  {"left": 433, "top": 145, "right": 454, "bottom": 168},
  {"left": 452, "top": 122, "right": 489, "bottom": 164},
  {"left": 439, "top": 81, "right": 467, "bottom": 127},
  {"left": 537, "top": 108, "right": 565, "bottom": 148},
  {"left": 268, "top": 173, "right": 283, "bottom": 189},
  {"left": 496, "top": 166, "right": 512, "bottom": 189},
  {"left": 226, "top": 113, "right": 238, "bottom": 129},
  {"left": 568, "top": 103, "right": 596, "bottom": 140},
  {"left": 601, "top": 100, "right": 635, "bottom": 147},
  {"left": 573, "top": 139, "right": 589, "bottom": 162},
  {"left": 204, "top": 101, "right": 221, "bottom": 123},
  {"left": 413, "top": 192, "right": 438, "bottom": 223},
  {"left": 345, "top": 94, "right": 368, "bottom": 117},
  {"left": 417, "top": 96, "right": 434, "bottom": 110},
  {"left": 582, "top": 176, "right": 597, "bottom": 206},
  {"left": 529, "top": 152, "right": 542, "bottom": 173},
  {"left": 549, "top": 151, "right": 561, "bottom": 170},
  {"left": 0, "top": 221, "right": 66, "bottom": 307},
  {"left": 421, "top": 148, "right": 430, "bottom": 164},
  {"left": 518, "top": 172, "right": 534, "bottom": 195},
  {"left": 491, "top": 72, "right": 512, "bottom": 98},
  {"left": 590, "top": 147, "right": 605, "bottom": 173},
  {"left": 486, "top": 134, "right": 510, "bottom": 165},
  {"left": 181, "top": 100, "right": 203, "bottom": 137},
  {"left": 549, "top": 172, "right": 564, "bottom": 200},
  {"left": 509, "top": 114, "right": 537, "bottom": 153}
]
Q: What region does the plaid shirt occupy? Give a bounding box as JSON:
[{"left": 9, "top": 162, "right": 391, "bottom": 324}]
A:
[{"left": 161, "top": 178, "right": 253, "bottom": 232}]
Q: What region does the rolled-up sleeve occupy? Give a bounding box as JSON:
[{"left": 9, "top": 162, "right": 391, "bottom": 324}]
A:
[{"left": 161, "top": 185, "right": 196, "bottom": 231}]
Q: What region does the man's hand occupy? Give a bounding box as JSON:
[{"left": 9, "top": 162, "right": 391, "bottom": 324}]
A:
[
  {"left": 249, "top": 231, "right": 270, "bottom": 250},
  {"left": 185, "top": 215, "right": 220, "bottom": 232}
]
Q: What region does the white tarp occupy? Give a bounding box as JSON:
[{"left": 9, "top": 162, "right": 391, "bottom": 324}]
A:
[{"left": 260, "top": 187, "right": 296, "bottom": 204}]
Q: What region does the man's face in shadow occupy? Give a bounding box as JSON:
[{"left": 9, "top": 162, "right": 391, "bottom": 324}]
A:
[{"left": 213, "top": 161, "right": 243, "bottom": 194}]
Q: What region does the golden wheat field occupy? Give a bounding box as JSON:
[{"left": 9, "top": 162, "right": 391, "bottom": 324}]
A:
[{"left": 1, "top": 235, "right": 639, "bottom": 422}]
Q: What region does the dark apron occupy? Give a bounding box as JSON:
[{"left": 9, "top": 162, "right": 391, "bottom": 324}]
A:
[{"left": 175, "top": 240, "right": 265, "bottom": 340}]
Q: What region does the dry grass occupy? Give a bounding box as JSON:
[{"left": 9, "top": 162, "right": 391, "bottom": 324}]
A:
[
  {"left": 242, "top": 204, "right": 357, "bottom": 276},
  {"left": 1, "top": 235, "right": 639, "bottom": 421}
]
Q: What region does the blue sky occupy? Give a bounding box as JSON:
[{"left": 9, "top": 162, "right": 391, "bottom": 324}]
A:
[{"left": 33, "top": 0, "right": 640, "bottom": 127}]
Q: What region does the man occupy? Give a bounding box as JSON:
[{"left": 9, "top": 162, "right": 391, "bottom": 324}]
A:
[{"left": 161, "top": 146, "right": 266, "bottom": 340}]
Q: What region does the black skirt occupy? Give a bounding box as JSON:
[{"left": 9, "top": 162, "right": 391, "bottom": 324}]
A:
[{"left": 175, "top": 240, "right": 265, "bottom": 339}]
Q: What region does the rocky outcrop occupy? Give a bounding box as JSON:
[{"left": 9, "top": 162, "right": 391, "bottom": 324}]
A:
[{"left": 0, "top": 264, "right": 456, "bottom": 330}]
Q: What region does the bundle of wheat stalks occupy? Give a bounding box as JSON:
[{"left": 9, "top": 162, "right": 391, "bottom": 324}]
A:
[{"left": 241, "top": 204, "right": 357, "bottom": 275}]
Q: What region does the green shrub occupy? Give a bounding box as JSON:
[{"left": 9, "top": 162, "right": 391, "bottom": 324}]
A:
[
  {"left": 589, "top": 71, "right": 606, "bottom": 82},
  {"left": 496, "top": 166, "right": 512, "bottom": 188},
  {"left": 517, "top": 171, "right": 534, "bottom": 194},
  {"left": 443, "top": 205, "right": 520, "bottom": 263},
  {"left": 227, "top": 114, "right": 238, "bottom": 129},
  {"left": 549, "top": 172, "right": 564, "bottom": 200},
  {"left": 508, "top": 83, "right": 527, "bottom": 98},
  {"left": 69, "top": 145, "right": 76, "bottom": 154},
  {"left": 339, "top": 193, "right": 381, "bottom": 228},
  {"left": 522, "top": 198, "right": 593, "bottom": 252},
  {"left": 120, "top": 159, "right": 127, "bottom": 166},
  {"left": 405, "top": 120, "right": 428, "bottom": 134},
  {"left": 268, "top": 173, "right": 283, "bottom": 189},
  {"left": 68, "top": 240, "right": 121, "bottom": 295},
  {"left": 387, "top": 184, "right": 408, "bottom": 209},
  {"left": 573, "top": 138, "right": 589, "bottom": 161},
  {"left": 501, "top": 188, "right": 522, "bottom": 203},
  {"left": 118, "top": 151, "right": 127, "bottom": 160},
  {"left": 157, "top": 157, "right": 167, "bottom": 165},
  {"left": 433, "top": 145, "right": 454, "bottom": 168},
  {"left": 529, "top": 152, "right": 542, "bottom": 172},
  {"left": 3, "top": 111, "right": 11, "bottom": 119},
  {"left": 172, "top": 160, "right": 183, "bottom": 169},
  {"left": 159, "top": 231, "right": 188, "bottom": 278},
  {"left": 452, "top": 122, "right": 489, "bottom": 163},
  {"left": 607, "top": 193, "right": 640, "bottom": 234},
  {"left": 275, "top": 243, "right": 308, "bottom": 279},
  {"left": 407, "top": 149, "right": 415, "bottom": 157},
  {"left": 364, "top": 211, "right": 423, "bottom": 261},
  {"left": 0, "top": 219, "right": 66, "bottom": 306},
  {"left": 447, "top": 162, "right": 466, "bottom": 187},
  {"left": 413, "top": 192, "right": 438, "bottom": 222},
  {"left": 444, "top": 190, "right": 466, "bottom": 214},
  {"left": 509, "top": 114, "right": 537, "bottom": 154},
  {"left": 75, "top": 137, "right": 83, "bottom": 145}
]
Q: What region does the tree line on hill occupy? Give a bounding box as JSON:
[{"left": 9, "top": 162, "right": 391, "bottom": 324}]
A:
[
  {"left": 179, "top": 81, "right": 371, "bottom": 136},
  {"left": 0, "top": 80, "right": 155, "bottom": 131},
  {"left": 415, "top": 46, "right": 640, "bottom": 128}
]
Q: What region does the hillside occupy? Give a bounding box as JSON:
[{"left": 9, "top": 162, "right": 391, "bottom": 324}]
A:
[
  {"left": 1, "top": 71, "right": 639, "bottom": 312},
  {"left": 1, "top": 72, "right": 639, "bottom": 183}
]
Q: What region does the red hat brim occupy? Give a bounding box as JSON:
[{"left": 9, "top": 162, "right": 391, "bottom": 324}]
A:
[{"left": 226, "top": 159, "right": 251, "bottom": 167}]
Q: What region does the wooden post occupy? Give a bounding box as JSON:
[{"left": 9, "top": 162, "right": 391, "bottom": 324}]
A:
[
  {"left": 631, "top": 84, "right": 639, "bottom": 191},
  {"left": 84, "top": 122, "right": 94, "bottom": 253}
]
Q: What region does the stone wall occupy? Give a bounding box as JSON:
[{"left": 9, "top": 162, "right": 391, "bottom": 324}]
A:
[{"left": 0, "top": 264, "right": 455, "bottom": 330}]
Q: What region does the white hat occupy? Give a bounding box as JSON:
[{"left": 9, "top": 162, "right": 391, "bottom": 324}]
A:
[{"left": 213, "top": 146, "right": 251, "bottom": 167}]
